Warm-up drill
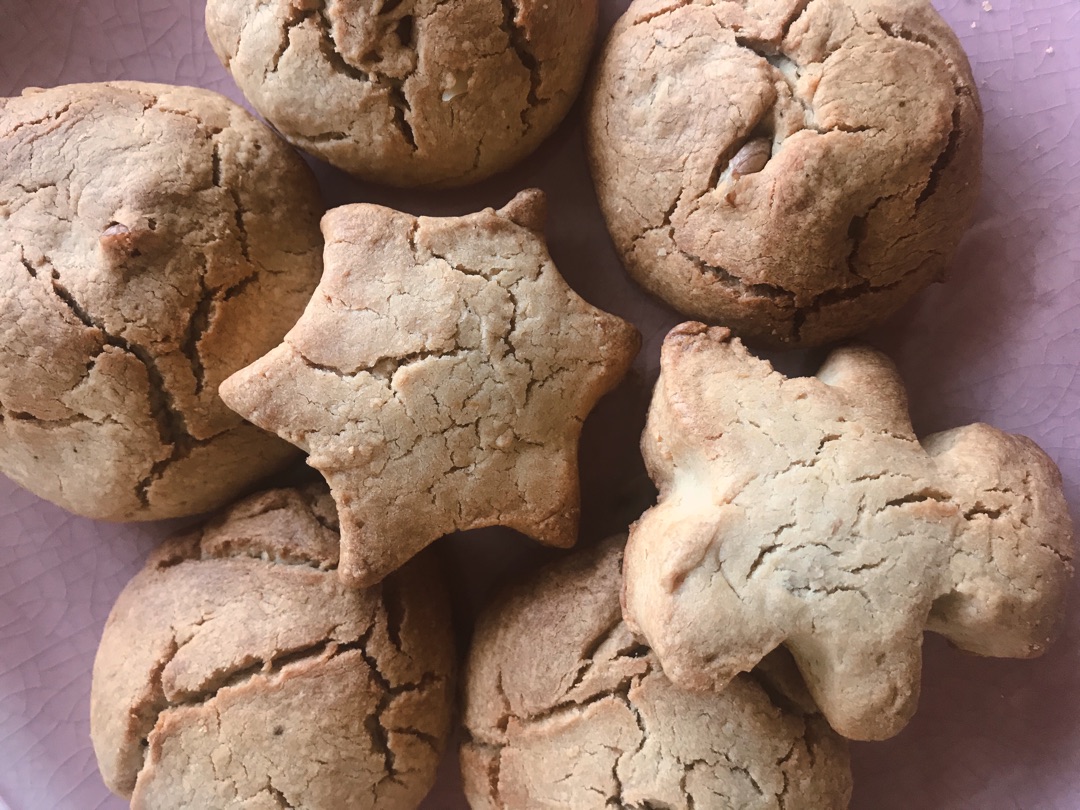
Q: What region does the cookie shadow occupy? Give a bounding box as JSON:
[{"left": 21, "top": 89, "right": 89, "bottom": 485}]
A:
[
  {"left": 849, "top": 627, "right": 1080, "bottom": 809},
  {"left": 854, "top": 110, "right": 1080, "bottom": 808},
  {"left": 865, "top": 121, "right": 1044, "bottom": 438}
]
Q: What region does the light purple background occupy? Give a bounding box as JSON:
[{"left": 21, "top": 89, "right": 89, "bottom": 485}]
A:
[{"left": 1, "top": 0, "right": 1077, "bottom": 808}]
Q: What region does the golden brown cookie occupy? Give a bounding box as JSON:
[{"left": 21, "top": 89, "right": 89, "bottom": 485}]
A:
[
  {"left": 205, "top": 0, "right": 598, "bottom": 187},
  {"left": 587, "top": 0, "right": 982, "bottom": 346},
  {"left": 624, "top": 323, "right": 1074, "bottom": 740},
  {"left": 220, "top": 189, "right": 640, "bottom": 586},
  {"left": 91, "top": 484, "right": 455, "bottom": 810},
  {"left": 0, "top": 82, "right": 323, "bottom": 520},
  {"left": 462, "top": 536, "right": 853, "bottom": 809}
]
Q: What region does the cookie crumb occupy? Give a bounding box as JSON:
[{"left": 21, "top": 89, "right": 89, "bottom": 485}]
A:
[
  {"left": 441, "top": 71, "right": 470, "bottom": 102},
  {"left": 1046, "top": 46, "right": 1055, "bottom": 54},
  {"left": 102, "top": 222, "right": 130, "bottom": 237},
  {"left": 981, "top": 1, "right": 992, "bottom": 10}
]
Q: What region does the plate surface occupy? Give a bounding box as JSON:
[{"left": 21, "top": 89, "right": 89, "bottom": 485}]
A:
[{"left": 1, "top": 1, "right": 1078, "bottom": 808}]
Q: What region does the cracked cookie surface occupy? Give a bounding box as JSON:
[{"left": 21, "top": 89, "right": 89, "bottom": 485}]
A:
[
  {"left": 461, "top": 536, "right": 853, "bottom": 809},
  {"left": 219, "top": 189, "right": 640, "bottom": 587},
  {"left": 91, "top": 483, "right": 455, "bottom": 810},
  {"left": 0, "top": 82, "right": 324, "bottom": 520},
  {"left": 587, "top": 0, "right": 982, "bottom": 346},
  {"left": 206, "top": 0, "right": 597, "bottom": 187},
  {"left": 624, "top": 323, "right": 1074, "bottom": 740}
]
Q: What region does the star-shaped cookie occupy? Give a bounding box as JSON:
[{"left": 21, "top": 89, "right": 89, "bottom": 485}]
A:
[
  {"left": 220, "top": 190, "right": 639, "bottom": 586},
  {"left": 623, "top": 323, "right": 1073, "bottom": 740}
]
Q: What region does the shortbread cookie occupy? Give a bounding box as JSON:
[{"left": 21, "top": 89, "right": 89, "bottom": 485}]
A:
[
  {"left": 220, "top": 190, "right": 640, "bottom": 586},
  {"left": 462, "top": 536, "right": 853, "bottom": 809},
  {"left": 624, "top": 323, "right": 1074, "bottom": 740},
  {"left": 0, "top": 82, "right": 323, "bottom": 520},
  {"left": 587, "top": 0, "right": 982, "bottom": 346},
  {"left": 206, "top": 0, "right": 598, "bottom": 187},
  {"left": 91, "top": 484, "right": 455, "bottom": 810}
]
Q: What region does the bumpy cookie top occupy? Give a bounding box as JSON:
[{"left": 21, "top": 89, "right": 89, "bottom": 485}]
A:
[
  {"left": 588, "top": 0, "right": 982, "bottom": 346},
  {"left": 220, "top": 190, "right": 640, "bottom": 587},
  {"left": 0, "top": 82, "right": 323, "bottom": 520},
  {"left": 624, "top": 324, "right": 1074, "bottom": 740},
  {"left": 206, "top": 0, "right": 598, "bottom": 187},
  {"left": 91, "top": 484, "right": 455, "bottom": 810},
  {"left": 462, "top": 536, "right": 853, "bottom": 809}
]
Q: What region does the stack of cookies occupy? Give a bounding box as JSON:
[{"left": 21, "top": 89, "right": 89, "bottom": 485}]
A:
[{"left": 0, "top": 0, "right": 1073, "bottom": 808}]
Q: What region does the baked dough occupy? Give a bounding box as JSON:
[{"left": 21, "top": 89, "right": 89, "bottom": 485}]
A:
[
  {"left": 91, "top": 484, "right": 455, "bottom": 809},
  {"left": 624, "top": 323, "right": 1074, "bottom": 739},
  {"left": 206, "top": 0, "right": 598, "bottom": 187},
  {"left": 220, "top": 190, "right": 640, "bottom": 586},
  {"left": 462, "top": 536, "right": 853, "bottom": 809},
  {"left": 587, "top": 0, "right": 982, "bottom": 346},
  {"left": 0, "top": 82, "right": 323, "bottom": 520}
]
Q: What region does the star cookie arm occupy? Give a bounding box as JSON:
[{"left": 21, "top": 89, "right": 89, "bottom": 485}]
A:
[{"left": 218, "top": 343, "right": 328, "bottom": 451}]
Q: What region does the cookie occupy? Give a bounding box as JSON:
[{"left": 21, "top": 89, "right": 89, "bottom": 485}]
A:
[
  {"left": 0, "top": 82, "right": 323, "bottom": 520},
  {"left": 220, "top": 189, "right": 640, "bottom": 586},
  {"left": 205, "top": 0, "right": 598, "bottom": 187},
  {"left": 624, "top": 323, "right": 1074, "bottom": 740},
  {"left": 462, "top": 536, "right": 853, "bottom": 809},
  {"left": 587, "top": 0, "right": 982, "bottom": 346},
  {"left": 91, "top": 484, "right": 455, "bottom": 810}
]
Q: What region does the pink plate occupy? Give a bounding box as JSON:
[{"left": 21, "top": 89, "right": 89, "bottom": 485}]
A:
[{"left": 1, "top": 1, "right": 1078, "bottom": 808}]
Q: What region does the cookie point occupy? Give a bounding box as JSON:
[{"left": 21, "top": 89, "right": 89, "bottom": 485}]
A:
[
  {"left": 216, "top": 371, "right": 251, "bottom": 416},
  {"left": 498, "top": 189, "right": 547, "bottom": 233},
  {"left": 666, "top": 321, "right": 732, "bottom": 345}
]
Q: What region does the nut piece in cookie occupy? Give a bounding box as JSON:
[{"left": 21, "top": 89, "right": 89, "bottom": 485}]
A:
[
  {"left": 220, "top": 189, "right": 641, "bottom": 587},
  {"left": 91, "top": 484, "right": 455, "bottom": 810},
  {"left": 0, "top": 82, "right": 324, "bottom": 520},
  {"left": 462, "top": 536, "right": 853, "bottom": 809},
  {"left": 587, "top": 0, "right": 983, "bottom": 346},
  {"left": 624, "top": 323, "right": 1074, "bottom": 739},
  {"left": 205, "top": 0, "right": 598, "bottom": 187}
]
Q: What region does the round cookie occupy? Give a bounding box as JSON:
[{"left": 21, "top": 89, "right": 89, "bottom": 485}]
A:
[
  {"left": 461, "top": 536, "right": 852, "bottom": 809},
  {"left": 0, "top": 82, "right": 323, "bottom": 520},
  {"left": 205, "top": 0, "right": 598, "bottom": 187},
  {"left": 587, "top": 0, "right": 982, "bottom": 346},
  {"left": 91, "top": 484, "right": 456, "bottom": 810}
]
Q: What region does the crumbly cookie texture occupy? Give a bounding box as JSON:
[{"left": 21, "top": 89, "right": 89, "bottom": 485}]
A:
[
  {"left": 220, "top": 189, "right": 640, "bottom": 587},
  {"left": 624, "top": 323, "right": 1074, "bottom": 740},
  {"left": 205, "top": 0, "right": 597, "bottom": 187},
  {"left": 462, "top": 536, "right": 853, "bottom": 809},
  {"left": 91, "top": 484, "right": 455, "bottom": 810},
  {"left": 0, "top": 82, "right": 323, "bottom": 520},
  {"left": 587, "top": 0, "right": 982, "bottom": 346}
]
